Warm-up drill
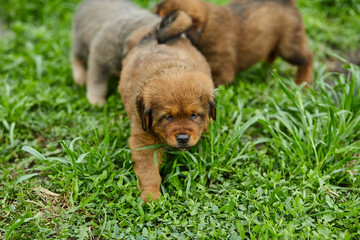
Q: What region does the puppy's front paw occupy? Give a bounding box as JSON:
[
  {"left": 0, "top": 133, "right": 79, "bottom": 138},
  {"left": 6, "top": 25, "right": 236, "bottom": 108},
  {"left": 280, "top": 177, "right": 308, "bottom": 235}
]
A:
[
  {"left": 141, "top": 190, "right": 161, "bottom": 203},
  {"left": 87, "top": 94, "right": 106, "bottom": 107}
]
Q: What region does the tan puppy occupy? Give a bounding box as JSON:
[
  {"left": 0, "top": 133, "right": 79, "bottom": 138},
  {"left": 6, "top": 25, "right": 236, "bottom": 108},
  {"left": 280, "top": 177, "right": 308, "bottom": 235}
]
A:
[
  {"left": 119, "top": 11, "right": 216, "bottom": 201},
  {"left": 71, "top": 0, "right": 160, "bottom": 106},
  {"left": 154, "top": 0, "right": 313, "bottom": 86}
]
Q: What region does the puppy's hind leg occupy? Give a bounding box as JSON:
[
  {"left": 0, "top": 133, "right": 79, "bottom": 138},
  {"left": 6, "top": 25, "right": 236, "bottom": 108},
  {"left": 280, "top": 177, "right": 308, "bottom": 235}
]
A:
[
  {"left": 71, "top": 53, "right": 87, "bottom": 86},
  {"left": 278, "top": 21, "right": 313, "bottom": 85},
  {"left": 295, "top": 54, "right": 313, "bottom": 85},
  {"left": 86, "top": 51, "right": 109, "bottom": 106}
]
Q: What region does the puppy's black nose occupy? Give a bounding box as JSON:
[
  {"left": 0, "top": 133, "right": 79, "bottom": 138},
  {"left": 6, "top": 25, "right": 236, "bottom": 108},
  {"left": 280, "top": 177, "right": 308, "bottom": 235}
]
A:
[{"left": 176, "top": 134, "right": 190, "bottom": 144}]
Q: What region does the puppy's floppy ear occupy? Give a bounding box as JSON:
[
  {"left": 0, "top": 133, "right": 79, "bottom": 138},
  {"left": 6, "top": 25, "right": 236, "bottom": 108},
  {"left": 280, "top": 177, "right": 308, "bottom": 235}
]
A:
[
  {"left": 209, "top": 101, "right": 216, "bottom": 121},
  {"left": 136, "top": 94, "right": 153, "bottom": 131}
]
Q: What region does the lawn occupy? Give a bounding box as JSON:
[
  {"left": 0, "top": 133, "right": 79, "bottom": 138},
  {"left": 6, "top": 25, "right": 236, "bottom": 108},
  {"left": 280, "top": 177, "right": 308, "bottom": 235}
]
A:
[{"left": 0, "top": 0, "right": 359, "bottom": 239}]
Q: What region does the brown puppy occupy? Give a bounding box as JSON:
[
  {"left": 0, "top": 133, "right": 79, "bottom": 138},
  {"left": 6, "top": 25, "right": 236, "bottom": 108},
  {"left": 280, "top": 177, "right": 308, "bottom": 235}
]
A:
[
  {"left": 154, "top": 0, "right": 313, "bottom": 86},
  {"left": 119, "top": 11, "right": 216, "bottom": 202},
  {"left": 71, "top": 0, "right": 160, "bottom": 106}
]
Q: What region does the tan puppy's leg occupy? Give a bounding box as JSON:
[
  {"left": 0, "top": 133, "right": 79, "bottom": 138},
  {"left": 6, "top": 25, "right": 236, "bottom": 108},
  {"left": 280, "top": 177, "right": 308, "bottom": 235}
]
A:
[
  {"left": 85, "top": 50, "right": 109, "bottom": 106},
  {"left": 278, "top": 22, "right": 313, "bottom": 85},
  {"left": 129, "top": 130, "right": 162, "bottom": 202},
  {"left": 72, "top": 54, "right": 87, "bottom": 86},
  {"left": 295, "top": 53, "right": 313, "bottom": 85}
]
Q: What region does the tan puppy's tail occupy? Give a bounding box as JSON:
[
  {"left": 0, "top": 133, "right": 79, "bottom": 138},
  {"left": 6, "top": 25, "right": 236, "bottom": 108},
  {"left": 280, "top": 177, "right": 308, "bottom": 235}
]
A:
[{"left": 156, "top": 11, "right": 193, "bottom": 44}]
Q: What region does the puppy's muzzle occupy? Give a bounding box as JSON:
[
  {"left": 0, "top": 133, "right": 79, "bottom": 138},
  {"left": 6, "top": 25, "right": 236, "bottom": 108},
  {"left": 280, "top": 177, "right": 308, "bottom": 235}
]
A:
[{"left": 176, "top": 134, "right": 190, "bottom": 144}]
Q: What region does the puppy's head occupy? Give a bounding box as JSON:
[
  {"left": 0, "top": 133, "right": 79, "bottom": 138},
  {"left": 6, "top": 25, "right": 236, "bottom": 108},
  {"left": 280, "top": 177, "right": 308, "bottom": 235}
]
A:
[
  {"left": 136, "top": 70, "right": 215, "bottom": 149},
  {"left": 153, "top": 0, "right": 208, "bottom": 41}
]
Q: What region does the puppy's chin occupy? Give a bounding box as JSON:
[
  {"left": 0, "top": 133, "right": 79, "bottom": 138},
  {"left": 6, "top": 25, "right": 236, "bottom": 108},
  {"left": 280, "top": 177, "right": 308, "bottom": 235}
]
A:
[
  {"left": 166, "top": 141, "right": 196, "bottom": 151},
  {"left": 173, "top": 146, "right": 193, "bottom": 151},
  {"left": 174, "top": 145, "right": 193, "bottom": 151}
]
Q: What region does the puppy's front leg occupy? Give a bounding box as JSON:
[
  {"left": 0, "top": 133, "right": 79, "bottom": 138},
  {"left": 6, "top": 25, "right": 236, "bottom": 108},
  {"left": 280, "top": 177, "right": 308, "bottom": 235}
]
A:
[
  {"left": 129, "top": 130, "right": 163, "bottom": 202},
  {"left": 86, "top": 52, "right": 109, "bottom": 106}
]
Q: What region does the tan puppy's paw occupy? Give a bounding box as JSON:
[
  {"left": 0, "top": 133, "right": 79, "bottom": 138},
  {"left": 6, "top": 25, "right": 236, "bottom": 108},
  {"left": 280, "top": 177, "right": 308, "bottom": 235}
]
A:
[{"left": 141, "top": 190, "right": 161, "bottom": 203}]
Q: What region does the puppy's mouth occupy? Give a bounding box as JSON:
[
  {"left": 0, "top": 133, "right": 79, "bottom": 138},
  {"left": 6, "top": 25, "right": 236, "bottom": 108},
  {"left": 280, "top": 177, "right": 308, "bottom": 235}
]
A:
[
  {"left": 175, "top": 146, "right": 192, "bottom": 151},
  {"left": 167, "top": 142, "right": 194, "bottom": 151},
  {"left": 174, "top": 142, "right": 197, "bottom": 151}
]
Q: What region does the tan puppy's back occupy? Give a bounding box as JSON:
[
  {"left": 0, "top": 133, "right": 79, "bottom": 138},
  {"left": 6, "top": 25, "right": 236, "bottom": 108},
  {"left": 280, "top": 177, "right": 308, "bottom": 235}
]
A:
[
  {"left": 120, "top": 36, "right": 212, "bottom": 116},
  {"left": 121, "top": 38, "right": 210, "bottom": 89}
]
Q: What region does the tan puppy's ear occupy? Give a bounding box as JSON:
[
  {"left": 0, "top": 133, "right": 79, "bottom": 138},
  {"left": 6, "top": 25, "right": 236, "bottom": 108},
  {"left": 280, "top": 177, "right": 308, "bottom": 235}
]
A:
[
  {"left": 209, "top": 101, "right": 216, "bottom": 121},
  {"left": 136, "top": 94, "right": 153, "bottom": 131}
]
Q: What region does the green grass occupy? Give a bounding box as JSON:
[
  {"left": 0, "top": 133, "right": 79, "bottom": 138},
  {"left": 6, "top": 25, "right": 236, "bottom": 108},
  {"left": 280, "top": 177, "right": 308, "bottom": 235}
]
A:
[{"left": 1, "top": 0, "right": 360, "bottom": 239}]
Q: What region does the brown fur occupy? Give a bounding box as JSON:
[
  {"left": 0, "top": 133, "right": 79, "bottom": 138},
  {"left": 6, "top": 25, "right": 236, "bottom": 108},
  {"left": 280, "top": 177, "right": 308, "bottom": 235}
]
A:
[
  {"left": 71, "top": 0, "right": 160, "bottom": 106},
  {"left": 154, "top": 0, "right": 313, "bottom": 86},
  {"left": 119, "top": 12, "right": 216, "bottom": 202}
]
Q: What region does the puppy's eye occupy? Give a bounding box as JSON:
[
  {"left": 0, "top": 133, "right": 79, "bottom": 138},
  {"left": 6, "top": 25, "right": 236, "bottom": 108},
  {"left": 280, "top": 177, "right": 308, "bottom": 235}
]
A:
[
  {"left": 190, "top": 113, "right": 197, "bottom": 120},
  {"left": 166, "top": 115, "right": 174, "bottom": 121}
]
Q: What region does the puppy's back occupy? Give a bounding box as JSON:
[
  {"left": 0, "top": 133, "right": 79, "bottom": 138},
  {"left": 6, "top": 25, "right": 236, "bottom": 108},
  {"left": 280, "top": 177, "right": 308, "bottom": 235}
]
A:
[
  {"left": 120, "top": 11, "right": 211, "bottom": 105},
  {"left": 74, "top": 0, "right": 135, "bottom": 34},
  {"left": 73, "top": 0, "right": 137, "bottom": 58}
]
